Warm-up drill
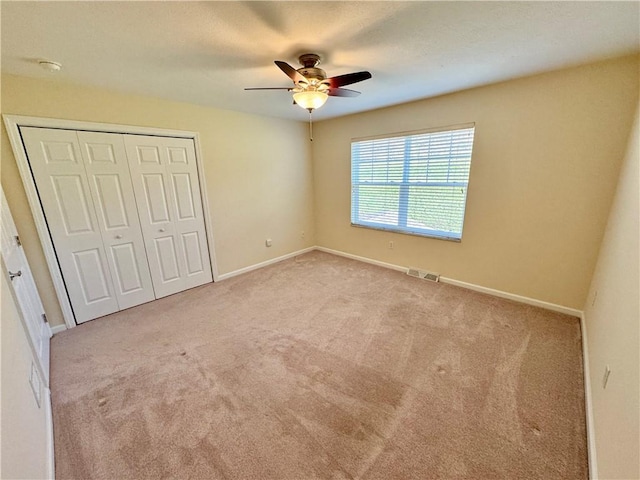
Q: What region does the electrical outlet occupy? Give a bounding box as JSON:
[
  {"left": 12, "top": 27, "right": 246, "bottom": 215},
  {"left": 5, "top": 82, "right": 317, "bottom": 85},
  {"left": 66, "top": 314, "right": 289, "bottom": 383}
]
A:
[
  {"left": 602, "top": 365, "right": 611, "bottom": 389},
  {"left": 265, "top": 238, "right": 272, "bottom": 247},
  {"left": 301, "top": 231, "right": 305, "bottom": 239},
  {"left": 389, "top": 241, "right": 394, "bottom": 249}
]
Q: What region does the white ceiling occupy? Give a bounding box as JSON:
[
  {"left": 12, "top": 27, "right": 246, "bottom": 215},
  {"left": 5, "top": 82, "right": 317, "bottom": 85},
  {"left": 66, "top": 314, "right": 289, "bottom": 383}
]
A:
[{"left": 2, "top": 1, "right": 639, "bottom": 122}]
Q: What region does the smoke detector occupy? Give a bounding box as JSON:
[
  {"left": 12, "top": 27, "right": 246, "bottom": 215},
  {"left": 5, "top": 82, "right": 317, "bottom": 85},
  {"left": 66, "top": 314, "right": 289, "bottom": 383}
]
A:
[{"left": 38, "top": 60, "right": 62, "bottom": 72}]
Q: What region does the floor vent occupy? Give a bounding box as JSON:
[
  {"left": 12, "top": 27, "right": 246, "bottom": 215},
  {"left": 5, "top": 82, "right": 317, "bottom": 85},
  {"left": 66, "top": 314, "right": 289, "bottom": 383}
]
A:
[{"left": 407, "top": 268, "right": 440, "bottom": 282}]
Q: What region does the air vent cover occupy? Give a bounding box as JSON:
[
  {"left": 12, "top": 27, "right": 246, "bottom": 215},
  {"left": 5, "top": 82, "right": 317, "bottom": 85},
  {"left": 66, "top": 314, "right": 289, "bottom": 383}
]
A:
[{"left": 407, "top": 268, "right": 440, "bottom": 282}]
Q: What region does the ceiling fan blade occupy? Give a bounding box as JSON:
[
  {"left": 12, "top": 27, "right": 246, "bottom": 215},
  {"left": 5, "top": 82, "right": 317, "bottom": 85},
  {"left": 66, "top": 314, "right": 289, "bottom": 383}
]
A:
[
  {"left": 327, "top": 71, "right": 372, "bottom": 88},
  {"left": 328, "top": 88, "right": 361, "bottom": 97},
  {"left": 274, "top": 61, "right": 307, "bottom": 84},
  {"left": 244, "top": 87, "right": 292, "bottom": 91}
]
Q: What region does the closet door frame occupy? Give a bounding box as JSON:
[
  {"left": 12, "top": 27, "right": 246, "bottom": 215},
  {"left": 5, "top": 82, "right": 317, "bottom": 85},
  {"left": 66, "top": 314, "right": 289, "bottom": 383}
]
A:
[{"left": 3, "top": 114, "right": 220, "bottom": 329}]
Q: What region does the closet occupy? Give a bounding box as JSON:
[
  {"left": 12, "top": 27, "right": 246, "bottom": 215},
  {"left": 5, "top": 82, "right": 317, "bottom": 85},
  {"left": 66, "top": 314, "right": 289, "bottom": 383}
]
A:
[{"left": 21, "top": 127, "right": 213, "bottom": 324}]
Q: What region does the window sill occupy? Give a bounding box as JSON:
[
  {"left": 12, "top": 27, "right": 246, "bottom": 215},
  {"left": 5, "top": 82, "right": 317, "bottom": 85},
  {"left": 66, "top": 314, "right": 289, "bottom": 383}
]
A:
[{"left": 351, "top": 223, "right": 462, "bottom": 243}]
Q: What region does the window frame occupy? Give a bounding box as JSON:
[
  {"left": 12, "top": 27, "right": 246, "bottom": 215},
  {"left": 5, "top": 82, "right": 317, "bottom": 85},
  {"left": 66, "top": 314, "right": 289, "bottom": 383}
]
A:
[{"left": 350, "top": 123, "right": 475, "bottom": 242}]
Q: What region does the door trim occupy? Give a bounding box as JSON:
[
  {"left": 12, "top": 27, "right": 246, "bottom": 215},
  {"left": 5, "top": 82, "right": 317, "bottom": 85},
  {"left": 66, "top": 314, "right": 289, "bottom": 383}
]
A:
[{"left": 3, "top": 114, "right": 220, "bottom": 329}]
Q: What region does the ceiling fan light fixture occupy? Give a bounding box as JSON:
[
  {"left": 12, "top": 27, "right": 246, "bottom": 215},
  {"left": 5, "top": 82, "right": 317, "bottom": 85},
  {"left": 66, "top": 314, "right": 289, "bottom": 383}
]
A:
[{"left": 293, "top": 90, "right": 328, "bottom": 111}]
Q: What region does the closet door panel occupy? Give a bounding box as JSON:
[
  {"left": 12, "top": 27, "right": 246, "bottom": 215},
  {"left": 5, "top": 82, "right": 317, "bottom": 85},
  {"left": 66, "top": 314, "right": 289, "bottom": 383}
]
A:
[
  {"left": 78, "top": 131, "right": 155, "bottom": 310},
  {"left": 154, "top": 235, "right": 181, "bottom": 282},
  {"left": 171, "top": 173, "right": 196, "bottom": 220},
  {"left": 50, "top": 175, "right": 94, "bottom": 234},
  {"left": 125, "top": 137, "right": 183, "bottom": 297},
  {"left": 73, "top": 249, "right": 113, "bottom": 302},
  {"left": 110, "top": 242, "right": 146, "bottom": 293},
  {"left": 93, "top": 174, "right": 129, "bottom": 229},
  {"left": 181, "top": 231, "right": 204, "bottom": 275},
  {"left": 142, "top": 173, "right": 172, "bottom": 224},
  {"left": 164, "top": 138, "right": 212, "bottom": 286},
  {"left": 124, "top": 135, "right": 212, "bottom": 298},
  {"left": 20, "top": 127, "right": 119, "bottom": 323}
]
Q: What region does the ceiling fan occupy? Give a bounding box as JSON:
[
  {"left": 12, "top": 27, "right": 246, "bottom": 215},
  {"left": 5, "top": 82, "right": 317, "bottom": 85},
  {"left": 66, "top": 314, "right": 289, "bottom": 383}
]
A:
[{"left": 245, "top": 53, "right": 372, "bottom": 113}]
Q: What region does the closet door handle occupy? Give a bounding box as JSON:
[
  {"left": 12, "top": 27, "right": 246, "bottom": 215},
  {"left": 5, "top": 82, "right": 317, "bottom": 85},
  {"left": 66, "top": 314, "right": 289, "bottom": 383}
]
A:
[
  {"left": 9, "top": 270, "right": 22, "bottom": 281},
  {"left": 159, "top": 228, "right": 166, "bottom": 233},
  {"left": 115, "top": 235, "right": 123, "bottom": 239}
]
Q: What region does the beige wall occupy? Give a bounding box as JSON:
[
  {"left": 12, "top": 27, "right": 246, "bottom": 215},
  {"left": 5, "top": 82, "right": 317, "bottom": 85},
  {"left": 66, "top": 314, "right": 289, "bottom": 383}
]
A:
[
  {"left": 2, "top": 53, "right": 639, "bottom": 480},
  {"left": 0, "top": 270, "right": 50, "bottom": 479},
  {"left": 583, "top": 104, "right": 639, "bottom": 479},
  {"left": 1, "top": 74, "right": 316, "bottom": 327},
  {"left": 2, "top": 56, "right": 638, "bottom": 327},
  {"left": 312, "top": 55, "right": 639, "bottom": 309}
]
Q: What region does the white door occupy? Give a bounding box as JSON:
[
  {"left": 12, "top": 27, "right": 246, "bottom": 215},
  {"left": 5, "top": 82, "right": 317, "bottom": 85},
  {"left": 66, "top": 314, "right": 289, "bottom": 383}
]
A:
[
  {"left": 21, "top": 127, "right": 119, "bottom": 323},
  {"left": 77, "top": 131, "right": 155, "bottom": 309},
  {"left": 1, "top": 187, "right": 52, "bottom": 385},
  {"left": 124, "top": 135, "right": 213, "bottom": 298}
]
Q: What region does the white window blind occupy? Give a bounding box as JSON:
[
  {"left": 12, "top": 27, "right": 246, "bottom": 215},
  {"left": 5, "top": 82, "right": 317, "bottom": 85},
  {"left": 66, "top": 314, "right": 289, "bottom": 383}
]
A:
[{"left": 351, "top": 125, "right": 475, "bottom": 241}]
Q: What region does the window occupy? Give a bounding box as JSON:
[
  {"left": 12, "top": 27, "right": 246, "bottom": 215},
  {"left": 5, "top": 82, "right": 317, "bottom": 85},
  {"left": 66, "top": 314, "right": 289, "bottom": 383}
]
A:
[{"left": 351, "top": 124, "right": 475, "bottom": 241}]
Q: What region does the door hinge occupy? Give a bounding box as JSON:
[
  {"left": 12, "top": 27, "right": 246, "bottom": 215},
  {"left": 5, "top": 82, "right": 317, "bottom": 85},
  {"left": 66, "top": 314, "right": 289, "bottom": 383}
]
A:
[
  {"left": 14, "top": 235, "right": 21, "bottom": 246},
  {"left": 41, "top": 313, "right": 48, "bottom": 324}
]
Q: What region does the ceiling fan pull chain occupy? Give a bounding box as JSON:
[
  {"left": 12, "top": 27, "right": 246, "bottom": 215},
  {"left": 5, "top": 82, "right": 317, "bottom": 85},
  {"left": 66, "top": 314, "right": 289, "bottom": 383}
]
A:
[{"left": 309, "top": 110, "right": 313, "bottom": 142}]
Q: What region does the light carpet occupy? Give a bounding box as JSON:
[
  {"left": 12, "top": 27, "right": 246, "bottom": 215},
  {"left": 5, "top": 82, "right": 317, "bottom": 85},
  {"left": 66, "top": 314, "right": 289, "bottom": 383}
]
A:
[{"left": 51, "top": 251, "right": 588, "bottom": 479}]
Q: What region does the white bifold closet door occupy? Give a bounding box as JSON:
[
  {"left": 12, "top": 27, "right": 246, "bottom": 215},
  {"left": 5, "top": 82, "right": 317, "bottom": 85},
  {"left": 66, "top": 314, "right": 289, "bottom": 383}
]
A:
[
  {"left": 21, "top": 127, "right": 155, "bottom": 323},
  {"left": 124, "top": 135, "right": 212, "bottom": 298},
  {"left": 20, "top": 127, "right": 212, "bottom": 324},
  {"left": 77, "top": 131, "right": 156, "bottom": 310}
]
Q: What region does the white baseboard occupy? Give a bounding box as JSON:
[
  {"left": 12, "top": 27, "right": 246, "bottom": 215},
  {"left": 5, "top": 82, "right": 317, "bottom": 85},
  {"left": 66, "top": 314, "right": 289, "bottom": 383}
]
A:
[
  {"left": 45, "top": 387, "right": 55, "bottom": 479},
  {"left": 315, "top": 246, "right": 408, "bottom": 273},
  {"left": 439, "top": 277, "right": 582, "bottom": 317},
  {"left": 316, "top": 246, "right": 582, "bottom": 318},
  {"left": 50, "top": 324, "right": 67, "bottom": 335},
  {"left": 580, "top": 312, "right": 598, "bottom": 479},
  {"left": 217, "top": 247, "right": 316, "bottom": 281}
]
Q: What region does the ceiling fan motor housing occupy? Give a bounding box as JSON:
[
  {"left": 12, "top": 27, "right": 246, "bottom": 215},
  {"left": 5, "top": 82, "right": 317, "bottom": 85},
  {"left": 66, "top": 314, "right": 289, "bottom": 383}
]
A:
[
  {"left": 299, "top": 53, "right": 321, "bottom": 68},
  {"left": 297, "top": 67, "right": 326, "bottom": 82},
  {"left": 297, "top": 53, "right": 327, "bottom": 86}
]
